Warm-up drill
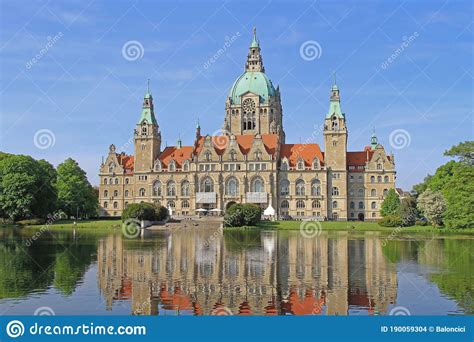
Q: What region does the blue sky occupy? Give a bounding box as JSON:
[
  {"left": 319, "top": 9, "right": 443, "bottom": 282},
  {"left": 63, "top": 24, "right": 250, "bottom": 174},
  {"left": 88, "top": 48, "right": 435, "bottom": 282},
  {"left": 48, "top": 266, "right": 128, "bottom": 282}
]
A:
[{"left": 0, "top": 0, "right": 472, "bottom": 189}]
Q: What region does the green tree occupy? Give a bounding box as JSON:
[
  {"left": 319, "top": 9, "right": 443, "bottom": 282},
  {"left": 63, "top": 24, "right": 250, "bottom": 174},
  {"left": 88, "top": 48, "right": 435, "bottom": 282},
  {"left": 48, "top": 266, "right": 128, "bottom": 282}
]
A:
[
  {"left": 224, "top": 204, "right": 262, "bottom": 227},
  {"left": 417, "top": 189, "right": 446, "bottom": 227},
  {"left": 121, "top": 203, "right": 157, "bottom": 221},
  {"left": 441, "top": 163, "right": 474, "bottom": 229},
  {"left": 400, "top": 196, "right": 418, "bottom": 226},
  {"left": 380, "top": 189, "right": 400, "bottom": 217},
  {"left": 444, "top": 141, "right": 474, "bottom": 165},
  {"left": 0, "top": 155, "right": 57, "bottom": 221},
  {"left": 56, "top": 158, "right": 97, "bottom": 218}
]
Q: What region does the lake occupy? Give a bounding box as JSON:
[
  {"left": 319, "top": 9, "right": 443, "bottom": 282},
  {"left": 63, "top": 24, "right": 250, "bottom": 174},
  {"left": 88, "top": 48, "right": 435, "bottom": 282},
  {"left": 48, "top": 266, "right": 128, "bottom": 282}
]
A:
[{"left": 0, "top": 226, "right": 472, "bottom": 316}]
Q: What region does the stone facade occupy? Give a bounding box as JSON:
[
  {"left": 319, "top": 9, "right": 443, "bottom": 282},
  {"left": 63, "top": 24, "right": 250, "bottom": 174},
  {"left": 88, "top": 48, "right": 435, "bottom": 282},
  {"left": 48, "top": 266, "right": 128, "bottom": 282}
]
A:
[{"left": 98, "top": 29, "right": 396, "bottom": 220}]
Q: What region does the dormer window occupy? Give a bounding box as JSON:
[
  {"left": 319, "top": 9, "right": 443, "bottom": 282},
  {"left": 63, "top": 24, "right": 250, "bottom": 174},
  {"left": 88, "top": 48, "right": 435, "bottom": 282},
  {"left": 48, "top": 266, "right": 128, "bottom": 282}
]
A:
[
  {"left": 169, "top": 160, "right": 176, "bottom": 172},
  {"left": 312, "top": 158, "right": 320, "bottom": 170},
  {"left": 205, "top": 151, "right": 211, "bottom": 162},
  {"left": 297, "top": 158, "right": 304, "bottom": 170},
  {"left": 230, "top": 150, "right": 237, "bottom": 161},
  {"left": 183, "top": 160, "right": 189, "bottom": 172},
  {"left": 154, "top": 162, "right": 161, "bottom": 172},
  {"left": 280, "top": 160, "right": 288, "bottom": 171}
]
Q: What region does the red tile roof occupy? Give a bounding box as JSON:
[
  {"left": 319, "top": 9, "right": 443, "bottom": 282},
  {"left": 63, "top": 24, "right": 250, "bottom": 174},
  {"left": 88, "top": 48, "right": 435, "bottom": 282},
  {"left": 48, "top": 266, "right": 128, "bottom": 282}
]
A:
[
  {"left": 194, "top": 134, "right": 279, "bottom": 156},
  {"left": 116, "top": 153, "right": 134, "bottom": 174},
  {"left": 279, "top": 143, "right": 324, "bottom": 167},
  {"left": 159, "top": 146, "right": 193, "bottom": 168}
]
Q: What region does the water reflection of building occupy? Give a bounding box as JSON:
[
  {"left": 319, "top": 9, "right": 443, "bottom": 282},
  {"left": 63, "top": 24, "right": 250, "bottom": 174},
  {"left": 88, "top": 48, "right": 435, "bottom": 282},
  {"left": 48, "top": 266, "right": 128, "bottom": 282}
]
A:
[{"left": 97, "top": 230, "right": 397, "bottom": 315}]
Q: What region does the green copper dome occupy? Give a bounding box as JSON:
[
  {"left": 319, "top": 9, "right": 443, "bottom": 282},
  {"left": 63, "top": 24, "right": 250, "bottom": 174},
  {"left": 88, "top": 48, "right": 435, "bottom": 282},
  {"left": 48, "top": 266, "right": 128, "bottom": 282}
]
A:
[{"left": 228, "top": 71, "right": 276, "bottom": 104}]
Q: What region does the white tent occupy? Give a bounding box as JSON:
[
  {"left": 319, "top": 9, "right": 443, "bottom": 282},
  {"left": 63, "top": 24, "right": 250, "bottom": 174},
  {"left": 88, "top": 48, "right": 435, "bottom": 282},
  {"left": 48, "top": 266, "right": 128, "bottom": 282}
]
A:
[
  {"left": 209, "top": 208, "right": 222, "bottom": 212},
  {"left": 195, "top": 208, "right": 208, "bottom": 212},
  {"left": 263, "top": 204, "right": 275, "bottom": 216},
  {"left": 168, "top": 206, "right": 173, "bottom": 216}
]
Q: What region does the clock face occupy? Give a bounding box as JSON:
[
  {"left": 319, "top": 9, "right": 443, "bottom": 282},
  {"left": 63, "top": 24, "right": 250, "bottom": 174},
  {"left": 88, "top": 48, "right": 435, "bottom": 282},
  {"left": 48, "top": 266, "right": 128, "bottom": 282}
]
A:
[{"left": 242, "top": 98, "right": 256, "bottom": 113}]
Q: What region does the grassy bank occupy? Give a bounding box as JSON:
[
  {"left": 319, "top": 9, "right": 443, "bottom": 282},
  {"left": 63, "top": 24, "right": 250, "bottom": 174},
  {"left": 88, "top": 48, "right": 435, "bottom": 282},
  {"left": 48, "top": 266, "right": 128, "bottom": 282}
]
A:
[
  {"left": 255, "top": 220, "right": 474, "bottom": 234},
  {"left": 2, "top": 219, "right": 123, "bottom": 230}
]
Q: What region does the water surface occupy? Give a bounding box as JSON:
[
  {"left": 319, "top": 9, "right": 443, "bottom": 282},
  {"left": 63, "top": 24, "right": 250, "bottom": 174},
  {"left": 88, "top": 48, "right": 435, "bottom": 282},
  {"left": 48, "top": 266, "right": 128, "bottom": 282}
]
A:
[{"left": 0, "top": 227, "right": 472, "bottom": 316}]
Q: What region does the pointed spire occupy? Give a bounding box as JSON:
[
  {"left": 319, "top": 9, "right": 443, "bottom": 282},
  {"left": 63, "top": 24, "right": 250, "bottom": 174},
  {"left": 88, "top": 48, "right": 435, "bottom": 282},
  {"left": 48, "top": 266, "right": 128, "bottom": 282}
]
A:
[
  {"left": 332, "top": 71, "right": 338, "bottom": 90},
  {"left": 139, "top": 80, "right": 158, "bottom": 125},
  {"left": 250, "top": 27, "right": 259, "bottom": 48},
  {"left": 371, "top": 128, "right": 378, "bottom": 150},
  {"left": 245, "top": 27, "right": 264, "bottom": 72},
  {"left": 177, "top": 134, "right": 182, "bottom": 149},
  {"left": 326, "top": 75, "right": 343, "bottom": 118}
]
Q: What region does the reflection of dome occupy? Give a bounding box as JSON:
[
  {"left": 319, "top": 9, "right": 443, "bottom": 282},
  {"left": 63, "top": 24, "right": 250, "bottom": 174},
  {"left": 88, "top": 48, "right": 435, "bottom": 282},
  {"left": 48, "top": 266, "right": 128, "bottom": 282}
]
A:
[{"left": 228, "top": 71, "right": 276, "bottom": 104}]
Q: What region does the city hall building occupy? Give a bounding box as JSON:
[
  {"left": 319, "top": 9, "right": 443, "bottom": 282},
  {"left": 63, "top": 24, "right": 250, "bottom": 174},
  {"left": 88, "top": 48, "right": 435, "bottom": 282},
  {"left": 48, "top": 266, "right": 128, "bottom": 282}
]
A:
[{"left": 99, "top": 30, "right": 396, "bottom": 220}]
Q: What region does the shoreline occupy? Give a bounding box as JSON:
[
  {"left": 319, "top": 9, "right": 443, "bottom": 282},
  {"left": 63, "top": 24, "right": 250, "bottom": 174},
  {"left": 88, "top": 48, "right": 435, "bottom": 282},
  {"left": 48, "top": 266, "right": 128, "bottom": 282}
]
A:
[{"left": 2, "top": 219, "right": 474, "bottom": 235}]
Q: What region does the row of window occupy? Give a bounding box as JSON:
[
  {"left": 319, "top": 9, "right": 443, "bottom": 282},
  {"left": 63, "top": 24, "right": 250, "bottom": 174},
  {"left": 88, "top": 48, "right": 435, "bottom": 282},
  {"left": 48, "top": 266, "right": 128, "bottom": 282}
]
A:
[
  {"left": 103, "top": 200, "right": 190, "bottom": 210},
  {"left": 280, "top": 158, "right": 321, "bottom": 171},
  {"left": 280, "top": 200, "right": 379, "bottom": 210},
  {"left": 104, "top": 177, "right": 131, "bottom": 185}
]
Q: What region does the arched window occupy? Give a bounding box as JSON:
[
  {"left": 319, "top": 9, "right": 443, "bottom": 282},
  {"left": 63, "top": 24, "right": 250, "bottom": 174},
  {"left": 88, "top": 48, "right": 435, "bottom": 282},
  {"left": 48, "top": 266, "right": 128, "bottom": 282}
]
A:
[
  {"left": 108, "top": 163, "right": 114, "bottom": 173},
  {"left": 183, "top": 160, "right": 189, "bottom": 171},
  {"left": 204, "top": 151, "right": 212, "bottom": 162},
  {"left": 371, "top": 189, "right": 377, "bottom": 197},
  {"left": 295, "top": 179, "right": 305, "bottom": 196},
  {"left": 251, "top": 177, "right": 264, "bottom": 192},
  {"left": 104, "top": 178, "right": 108, "bottom": 185},
  {"left": 312, "top": 158, "right": 320, "bottom": 170},
  {"left": 370, "top": 176, "right": 375, "bottom": 183},
  {"left": 332, "top": 187, "right": 339, "bottom": 196},
  {"left": 358, "top": 188, "right": 364, "bottom": 196},
  {"left": 383, "top": 189, "right": 388, "bottom": 196},
  {"left": 296, "top": 200, "right": 305, "bottom": 209},
  {"left": 201, "top": 177, "right": 214, "bottom": 192},
  {"left": 372, "top": 212, "right": 376, "bottom": 218},
  {"left": 155, "top": 162, "right": 161, "bottom": 172},
  {"left": 350, "top": 201, "right": 355, "bottom": 209},
  {"left": 125, "top": 178, "right": 129, "bottom": 184},
  {"left": 125, "top": 190, "right": 129, "bottom": 198},
  {"left": 332, "top": 201, "right": 338, "bottom": 209},
  {"left": 359, "top": 201, "right": 364, "bottom": 209},
  {"left": 104, "top": 190, "right": 108, "bottom": 197},
  {"left": 124, "top": 202, "right": 129, "bottom": 208},
  {"left": 377, "top": 175, "right": 382, "bottom": 183},
  {"left": 280, "top": 200, "right": 289, "bottom": 209},
  {"left": 167, "top": 200, "right": 175, "bottom": 208},
  {"left": 311, "top": 179, "right": 321, "bottom": 196},
  {"left": 141, "top": 123, "right": 147, "bottom": 135},
  {"left": 113, "top": 201, "right": 118, "bottom": 209},
  {"left": 139, "top": 188, "right": 146, "bottom": 197},
  {"left": 182, "top": 200, "right": 190, "bottom": 208},
  {"left": 181, "top": 180, "right": 190, "bottom": 196},
  {"left": 229, "top": 150, "right": 237, "bottom": 161},
  {"left": 153, "top": 181, "right": 161, "bottom": 196},
  {"left": 280, "top": 179, "right": 290, "bottom": 195},
  {"left": 113, "top": 190, "right": 118, "bottom": 197},
  {"left": 297, "top": 158, "right": 304, "bottom": 170},
  {"left": 312, "top": 200, "right": 321, "bottom": 209},
  {"left": 225, "top": 177, "right": 239, "bottom": 196},
  {"left": 103, "top": 201, "right": 108, "bottom": 208},
  {"left": 280, "top": 160, "right": 288, "bottom": 171},
  {"left": 167, "top": 181, "right": 176, "bottom": 196},
  {"left": 331, "top": 116, "right": 338, "bottom": 130},
  {"left": 169, "top": 160, "right": 176, "bottom": 172},
  {"left": 115, "top": 178, "right": 119, "bottom": 185},
  {"left": 371, "top": 201, "right": 377, "bottom": 209},
  {"left": 384, "top": 175, "right": 389, "bottom": 183}
]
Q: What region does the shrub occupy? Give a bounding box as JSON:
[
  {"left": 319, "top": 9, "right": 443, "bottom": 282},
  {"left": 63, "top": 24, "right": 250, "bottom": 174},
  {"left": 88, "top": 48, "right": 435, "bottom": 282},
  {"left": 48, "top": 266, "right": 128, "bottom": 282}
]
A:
[
  {"left": 121, "top": 203, "right": 157, "bottom": 222},
  {"left": 378, "top": 215, "right": 402, "bottom": 227},
  {"left": 155, "top": 205, "right": 168, "bottom": 221},
  {"left": 224, "top": 203, "right": 262, "bottom": 227}
]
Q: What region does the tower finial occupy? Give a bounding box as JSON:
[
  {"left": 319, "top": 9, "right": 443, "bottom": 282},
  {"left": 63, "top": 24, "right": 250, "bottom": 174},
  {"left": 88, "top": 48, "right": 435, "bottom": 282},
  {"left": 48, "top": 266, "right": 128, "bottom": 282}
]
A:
[
  {"left": 333, "top": 71, "right": 337, "bottom": 85},
  {"left": 250, "top": 26, "right": 259, "bottom": 49}
]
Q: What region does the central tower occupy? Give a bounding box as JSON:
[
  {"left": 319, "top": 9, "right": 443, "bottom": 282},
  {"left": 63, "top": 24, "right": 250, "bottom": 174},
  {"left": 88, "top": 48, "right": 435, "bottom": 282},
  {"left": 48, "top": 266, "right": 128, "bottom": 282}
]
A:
[{"left": 224, "top": 28, "right": 284, "bottom": 141}]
